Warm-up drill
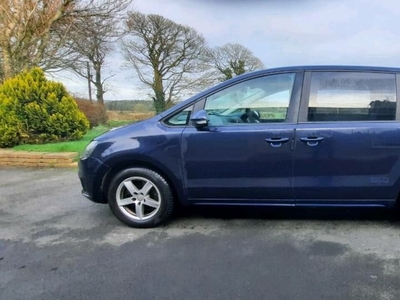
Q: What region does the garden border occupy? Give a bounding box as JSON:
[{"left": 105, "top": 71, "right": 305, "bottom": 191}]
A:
[{"left": 0, "top": 150, "right": 78, "bottom": 168}]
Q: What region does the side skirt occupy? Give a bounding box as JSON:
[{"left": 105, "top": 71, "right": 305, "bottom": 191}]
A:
[{"left": 189, "top": 199, "right": 396, "bottom": 208}]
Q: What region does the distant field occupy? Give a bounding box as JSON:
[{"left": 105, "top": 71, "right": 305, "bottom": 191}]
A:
[
  {"left": 106, "top": 111, "right": 155, "bottom": 127},
  {"left": 107, "top": 111, "right": 155, "bottom": 121},
  {"left": 104, "top": 100, "right": 154, "bottom": 112}
]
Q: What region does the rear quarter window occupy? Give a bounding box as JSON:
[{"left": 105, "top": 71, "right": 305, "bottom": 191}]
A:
[{"left": 308, "top": 72, "right": 397, "bottom": 122}]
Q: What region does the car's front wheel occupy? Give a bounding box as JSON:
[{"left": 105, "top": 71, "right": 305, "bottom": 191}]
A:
[{"left": 107, "top": 168, "right": 174, "bottom": 228}]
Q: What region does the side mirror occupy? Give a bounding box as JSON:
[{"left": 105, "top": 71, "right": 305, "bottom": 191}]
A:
[{"left": 190, "top": 110, "right": 209, "bottom": 129}]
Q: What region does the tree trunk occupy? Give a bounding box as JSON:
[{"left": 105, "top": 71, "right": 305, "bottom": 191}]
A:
[
  {"left": 153, "top": 91, "right": 166, "bottom": 114},
  {"left": 93, "top": 62, "right": 104, "bottom": 107},
  {"left": 2, "top": 47, "right": 14, "bottom": 80},
  {"left": 153, "top": 71, "right": 165, "bottom": 113},
  {"left": 86, "top": 62, "right": 93, "bottom": 102}
]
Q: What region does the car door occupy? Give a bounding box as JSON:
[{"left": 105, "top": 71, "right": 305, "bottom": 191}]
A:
[
  {"left": 294, "top": 70, "right": 400, "bottom": 205},
  {"left": 181, "top": 72, "right": 303, "bottom": 203}
]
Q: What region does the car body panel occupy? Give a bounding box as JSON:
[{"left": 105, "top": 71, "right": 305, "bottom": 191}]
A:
[
  {"left": 91, "top": 118, "right": 187, "bottom": 205},
  {"left": 181, "top": 124, "right": 295, "bottom": 202},
  {"left": 294, "top": 122, "right": 400, "bottom": 204},
  {"left": 78, "top": 65, "right": 400, "bottom": 209},
  {"left": 78, "top": 157, "right": 110, "bottom": 203}
]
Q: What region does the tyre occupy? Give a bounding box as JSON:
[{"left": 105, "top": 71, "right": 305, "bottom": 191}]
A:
[{"left": 107, "top": 168, "right": 174, "bottom": 228}]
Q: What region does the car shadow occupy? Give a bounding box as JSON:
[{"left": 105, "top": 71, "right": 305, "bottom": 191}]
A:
[{"left": 174, "top": 205, "right": 400, "bottom": 223}]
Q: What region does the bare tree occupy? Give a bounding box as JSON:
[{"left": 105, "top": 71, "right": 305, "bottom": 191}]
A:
[
  {"left": 0, "top": 0, "right": 74, "bottom": 80},
  {"left": 121, "top": 12, "right": 208, "bottom": 113},
  {"left": 0, "top": 0, "right": 130, "bottom": 82},
  {"left": 62, "top": 0, "right": 131, "bottom": 106},
  {"left": 206, "top": 43, "right": 265, "bottom": 82}
]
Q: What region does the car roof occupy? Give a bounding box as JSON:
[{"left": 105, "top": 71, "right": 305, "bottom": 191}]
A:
[
  {"left": 215, "top": 65, "right": 400, "bottom": 86},
  {"left": 262, "top": 65, "right": 400, "bottom": 73}
]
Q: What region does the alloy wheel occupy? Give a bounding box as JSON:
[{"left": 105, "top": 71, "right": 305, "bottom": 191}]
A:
[{"left": 115, "top": 176, "right": 162, "bottom": 221}]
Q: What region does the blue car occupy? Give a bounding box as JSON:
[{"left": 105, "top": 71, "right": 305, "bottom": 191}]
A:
[{"left": 79, "top": 66, "right": 400, "bottom": 228}]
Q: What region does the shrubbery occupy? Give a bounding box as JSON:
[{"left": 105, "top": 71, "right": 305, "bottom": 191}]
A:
[
  {"left": 0, "top": 68, "right": 89, "bottom": 147},
  {"left": 75, "top": 97, "right": 108, "bottom": 128}
]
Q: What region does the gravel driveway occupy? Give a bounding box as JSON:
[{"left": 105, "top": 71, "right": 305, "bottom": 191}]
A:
[{"left": 1, "top": 168, "right": 400, "bottom": 300}]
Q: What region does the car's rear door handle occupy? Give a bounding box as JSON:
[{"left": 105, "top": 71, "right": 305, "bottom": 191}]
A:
[
  {"left": 300, "top": 136, "right": 324, "bottom": 147},
  {"left": 265, "top": 137, "right": 290, "bottom": 148}
]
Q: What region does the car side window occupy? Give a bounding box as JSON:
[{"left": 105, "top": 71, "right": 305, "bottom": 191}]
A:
[
  {"left": 204, "top": 73, "right": 296, "bottom": 126},
  {"left": 164, "top": 105, "right": 193, "bottom": 126},
  {"left": 308, "top": 72, "right": 397, "bottom": 122}
]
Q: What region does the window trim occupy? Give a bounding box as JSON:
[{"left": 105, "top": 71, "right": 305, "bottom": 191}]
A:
[
  {"left": 198, "top": 71, "right": 304, "bottom": 127},
  {"left": 396, "top": 73, "right": 400, "bottom": 121},
  {"left": 161, "top": 103, "right": 195, "bottom": 128},
  {"left": 298, "top": 70, "right": 399, "bottom": 123}
]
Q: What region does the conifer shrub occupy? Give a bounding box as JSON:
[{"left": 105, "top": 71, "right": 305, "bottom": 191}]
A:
[{"left": 0, "top": 68, "right": 89, "bottom": 147}]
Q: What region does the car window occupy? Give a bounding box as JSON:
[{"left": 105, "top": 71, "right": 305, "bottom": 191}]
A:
[
  {"left": 204, "top": 73, "right": 295, "bottom": 126},
  {"left": 164, "top": 105, "right": 193, "bottom": 126},
  {"left": 308, "top": 72, "right": 397, "bottom": 122}
]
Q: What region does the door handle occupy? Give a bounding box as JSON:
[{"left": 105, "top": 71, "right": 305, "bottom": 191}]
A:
[
  {"left": 265, "top": 137, "right": 290, "bottom": 148},
  {"left": 300, "top": 136, "right": 324, "bottom": 147}
]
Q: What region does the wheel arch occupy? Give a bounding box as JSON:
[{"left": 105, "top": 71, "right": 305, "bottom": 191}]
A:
[{"left": 101, "top": 159, "right": 186, "bottom": 206}]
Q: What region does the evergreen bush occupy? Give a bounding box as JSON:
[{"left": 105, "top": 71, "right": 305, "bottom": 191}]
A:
[{"left": 0, "top": 68, "right": 89, "bottom": 147}]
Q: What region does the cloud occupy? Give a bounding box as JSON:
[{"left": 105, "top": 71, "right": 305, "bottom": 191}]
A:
[
  {"left": 56, "top": 0, "right": 400, "bottom": 99},
  {"left": 134, "top": 0, "right": 400, "bottom": 67}
]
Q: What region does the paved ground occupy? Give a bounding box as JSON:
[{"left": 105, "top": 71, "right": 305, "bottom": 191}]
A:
[{"left": 1, "top": 168, "right": 400, "bottom": 300}]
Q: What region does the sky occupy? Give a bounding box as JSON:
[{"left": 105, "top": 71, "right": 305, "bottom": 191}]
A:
[{"left": 52, "top": 0, "right": 400, "bottom": 101}]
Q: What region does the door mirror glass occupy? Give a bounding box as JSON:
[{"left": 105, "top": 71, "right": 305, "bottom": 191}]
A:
[{"left": 190, "top": 110, "right": 209, "bottom": 128}]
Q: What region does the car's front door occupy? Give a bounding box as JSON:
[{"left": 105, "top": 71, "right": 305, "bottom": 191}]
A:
[
  {"left": 181, "top": 72, "right": 302, "bottom": 203},
  {"left": 294, "top": 71, "right": 400, "bottom": 205}
]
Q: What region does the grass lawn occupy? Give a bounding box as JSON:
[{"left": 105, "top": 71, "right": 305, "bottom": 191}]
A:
[
  {"left": 11, "top": 114, "right": 146, "bottom": 157},
  {"left": 12, "top": 126, "right": 109, "bottom": 156},
  {"left": 107, "top": 119, "right": 135, "bottom": 128}
]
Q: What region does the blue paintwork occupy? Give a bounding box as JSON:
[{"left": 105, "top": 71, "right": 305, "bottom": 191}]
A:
[
  {"left": 78, "top": 156, "right": 110, "bottom": 203},
  {"left": 294, "top": 122, "right": 400, "bottom": 203},
  {"left": 181, "top": 124, "right": 295, "bottom": 202},
  {"left": 78, "top": 65, "right": 400, "bottom": 209},
  {"left": 79, "top": 116, "right": 188, "bottom": 204}
]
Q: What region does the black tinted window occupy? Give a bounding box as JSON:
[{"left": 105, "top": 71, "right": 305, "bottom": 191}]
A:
[{"left": 308, "top": 72, "right": 397, "bottom": 122}]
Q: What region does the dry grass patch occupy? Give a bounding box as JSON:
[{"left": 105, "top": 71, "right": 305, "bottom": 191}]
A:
[{"left": 106, "top": 111, "right": 155, "bottom": 122}]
